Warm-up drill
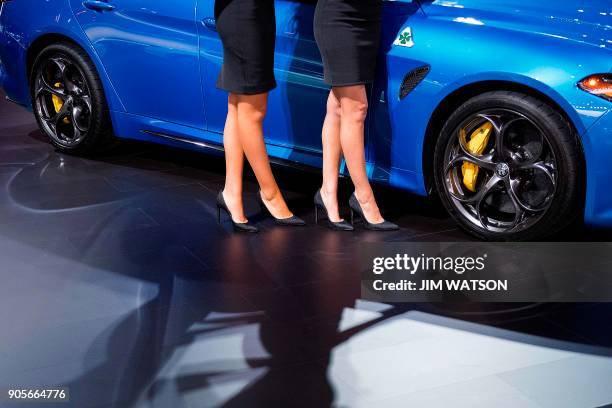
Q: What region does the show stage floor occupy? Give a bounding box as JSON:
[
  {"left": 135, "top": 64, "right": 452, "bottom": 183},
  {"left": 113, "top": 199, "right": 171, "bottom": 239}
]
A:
[{"left": 1, "top": 93, "right": 612, "bottom": 407}]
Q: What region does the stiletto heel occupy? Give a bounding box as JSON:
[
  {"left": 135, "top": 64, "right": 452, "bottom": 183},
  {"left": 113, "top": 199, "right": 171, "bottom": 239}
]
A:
[
  {"left": 348, "top": 193, "right": 399, "bottom": 231},
  {"left": 314, "top": 190, "right": 354, "bottom": 231},
  {"left": 216, "top": 191, "right": 259, "bottom": 233},
  {"left": 257, "top": 190, "right": 306, "bottom": 227}
]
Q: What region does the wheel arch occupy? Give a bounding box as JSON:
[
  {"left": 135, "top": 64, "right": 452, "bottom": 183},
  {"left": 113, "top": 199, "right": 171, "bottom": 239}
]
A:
[
  {"left": 26, "top": 33, "right": 82, "bottom": 81},
  {"left": 25, "top": 32, "right": 125, "bottom": 113},
  {"left": 421, "top": 80, "right": 586, "bottom": 198}
]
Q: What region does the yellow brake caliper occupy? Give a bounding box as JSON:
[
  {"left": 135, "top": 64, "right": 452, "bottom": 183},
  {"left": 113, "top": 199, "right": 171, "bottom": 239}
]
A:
[
  {"left": 51, "top": 83, "right": 71, "bottom": 124},
  {"left": 461, "top": 122, "right": 493, "bottom": 192}
]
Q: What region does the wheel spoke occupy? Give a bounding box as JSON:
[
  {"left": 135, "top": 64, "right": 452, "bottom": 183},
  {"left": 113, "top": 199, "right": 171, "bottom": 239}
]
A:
[
  {"left": 519, "top": 161, "right": 556, "bottom": 186},
  {"left": 450, "top": 175, "right": 501, "bottom": 204},
  {"left": 476, "top": 113, "right": 505, "bottom": 156},
  {"left": 476, "top": 113, "right": 504, "bottom": 132},
  {"left": 457, "top": 130, "right": 496, "bottom": 170},
  {"left": 444, "top": 153, "right": 484, "bottom": 175},
  {"left": 50, "top": 57, "right": 79, "bottom": 93},
  {"left": 55, "top": 99, "right": 71, "bottom": 125},
  {"left": 40, "top": 116, "right": 57, "bottom": 135},
  {"left": 499, "top": 117, "right": 529, "bottom": 159},
  {"left": 504, "top": 179, "right": 527, "bottom": 229},
  {"left": 36, "top": 95, "right": 55, "bottom": 122},
  {"left": 71, "top": 105, "right": 88, "bottom": 133},
  {"left": 466, "top": 175, "right": 503, "bottom": 229},
  {"left": 46, "top": 97, "right": 73, "bottom": 139},
  {"left": 72, "top": 121, "right": 83, "bottom": 142},
  {"left": 79, "top": 95, "right": 92, "bottom": 113},
  {"left": 505, "top": 178, "right": 548, "bottom": 213},
  {"left": 36, "top": 75, "right": 66, "bottom": 100}
]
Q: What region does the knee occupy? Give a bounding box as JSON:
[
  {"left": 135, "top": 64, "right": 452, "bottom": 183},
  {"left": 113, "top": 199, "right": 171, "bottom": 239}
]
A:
[
  {"left": 326, "top": 97, "right": 341, "bottom": 119},
  {"left": 341, "top": 100, "right": 368, "bottom": 123},
  {"left": 247, "top": 105, "right": 267, "bottom": 123},
  {"left": 241, "top": 100, "right": 268, "bottom": 123}
]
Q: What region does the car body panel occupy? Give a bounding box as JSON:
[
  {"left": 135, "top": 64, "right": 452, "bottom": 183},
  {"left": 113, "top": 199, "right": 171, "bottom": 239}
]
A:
[
  {"left": 68, "top": 0, "right": 205, "bottom": 129},
  {"left": 419, "top": 0, "right": 611, "bottom": 47},
  {"left": 583, "top": 110, "right": 612, "bottom": 226},
  {"left": 372, "top": 7, "right": 611, "bottom": 194},
  {"left": 0, "top": 0, "right": 125, "bottom": 112},
  {"left": 1, "top": 0, "right": 611, "bottom": 226}
]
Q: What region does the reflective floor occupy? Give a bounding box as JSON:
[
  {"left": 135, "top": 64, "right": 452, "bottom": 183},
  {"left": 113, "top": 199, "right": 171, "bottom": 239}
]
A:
[{"left": 1, "top": 92, "right": 612, "bottom": 408}]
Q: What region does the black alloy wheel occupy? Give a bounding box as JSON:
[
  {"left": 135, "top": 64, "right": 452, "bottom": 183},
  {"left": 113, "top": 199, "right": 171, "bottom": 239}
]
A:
[
  {"left": 434, "top": 91, "right": 583, "bottom": 241},
  {"left": 31, "top": 43, "right": 115, "bottom": 154}
]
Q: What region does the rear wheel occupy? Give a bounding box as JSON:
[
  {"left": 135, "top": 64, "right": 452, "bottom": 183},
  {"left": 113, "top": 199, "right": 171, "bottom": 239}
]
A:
[
  {"left": 30, "top": 42, "right": 116, "bottom": 154},
  {"left": 434, "top": 91, "right": 583, "bottom": 241}
]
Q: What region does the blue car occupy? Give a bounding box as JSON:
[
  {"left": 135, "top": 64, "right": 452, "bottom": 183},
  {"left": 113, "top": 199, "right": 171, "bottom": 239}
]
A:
[{"left": 0, "top": 0, "right": 610, "bottom": 240}]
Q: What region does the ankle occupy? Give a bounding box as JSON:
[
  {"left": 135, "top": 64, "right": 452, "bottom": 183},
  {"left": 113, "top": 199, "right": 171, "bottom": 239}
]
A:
[
  {"left": 260, "top": 188, "right": 280, "bottom": 202},
  {"left": 321, "top": 186, "right": 337, "bottom": 199},
  {"left": 354, "top": 189, "right": 374, "bottom": 205},
  {"left": 223, "top": 187, "right": 242, "bottom": 200}
]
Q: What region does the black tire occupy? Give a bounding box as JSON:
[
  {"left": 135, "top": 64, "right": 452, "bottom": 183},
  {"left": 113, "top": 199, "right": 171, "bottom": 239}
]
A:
[
  {"left": 30, "top": 42, "right": 116, "bottom": 155},
  {"left": 433, "top": 91, "right": 583, "bottom": 241}
]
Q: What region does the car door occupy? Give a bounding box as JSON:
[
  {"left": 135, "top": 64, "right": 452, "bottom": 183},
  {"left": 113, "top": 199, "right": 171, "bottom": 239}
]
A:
[
  {"left": 265, "top": 0, "right": 328, "bottom": 155},
  {"left": 69, "top": 0, "right": 205, "bottom": 129},
  {"left": 197, "top": 0, "right": 327, "bottom": 160}
]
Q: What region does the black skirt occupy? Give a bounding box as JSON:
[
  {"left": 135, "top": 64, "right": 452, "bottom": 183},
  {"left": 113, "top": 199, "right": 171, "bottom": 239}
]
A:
[
  {"left": 314, "top": 0, "right": 383, "bottom": 87},
  {"left": 215, "top": 0, "right": 277, "bottom": 95}
]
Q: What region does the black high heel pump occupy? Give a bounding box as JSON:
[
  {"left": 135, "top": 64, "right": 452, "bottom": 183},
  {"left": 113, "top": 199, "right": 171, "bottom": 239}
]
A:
[
  {"left": 216, "top": 191, "right": 259, "bottom": 233},
  {"left": 349, "top": 193, "right": 399, "bottom": 231},
  {"left": 314, "top": 190, "right": 354, "bottom": 231},
  {"left": 257, "top": 190, "right": 306, "bottom": 226}
]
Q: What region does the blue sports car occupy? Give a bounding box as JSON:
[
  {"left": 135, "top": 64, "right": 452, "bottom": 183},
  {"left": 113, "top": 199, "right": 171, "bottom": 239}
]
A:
[{"left": 0, "top": 0, "right": 610, "bottom": 240}]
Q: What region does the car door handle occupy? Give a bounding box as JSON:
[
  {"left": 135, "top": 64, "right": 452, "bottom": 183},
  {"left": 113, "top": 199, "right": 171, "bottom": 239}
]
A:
[
  {"left": 83, "top": 1, "right": 116, "bottom": 12},
  {"left": 202, "top": 18, "right": 217, "bottom": 31}
]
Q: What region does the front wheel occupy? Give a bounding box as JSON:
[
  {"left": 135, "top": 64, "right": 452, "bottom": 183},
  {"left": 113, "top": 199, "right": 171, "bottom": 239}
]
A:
[
  {"left": 30, "top": 42, "right": 116, "bottom": 154},
  {"left": 433, "top": 91, "right": 583, "bottom": 241}
]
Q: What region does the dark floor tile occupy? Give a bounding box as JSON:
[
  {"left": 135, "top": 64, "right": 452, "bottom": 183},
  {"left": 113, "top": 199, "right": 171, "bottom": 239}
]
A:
[
  {"left": 66, "top": 225, "right": 180, "bottom": 260},
  {"left": 7, "top": 177, "right": 122, "bottom": 209},
  {"left": 105, "top": 171, "right": 201, "bottom": 193},
  {"left": 493, "top": 316, "right": 594, "bottom": 345},
  {"left": 1, "top": 206, "right": 157, "bottom": 247},
  {"left": 245, "top": 279, "right": 360, "bottom": 325},
  {"left": 545, "top": 303, "right": 612, "bottom": 347}
]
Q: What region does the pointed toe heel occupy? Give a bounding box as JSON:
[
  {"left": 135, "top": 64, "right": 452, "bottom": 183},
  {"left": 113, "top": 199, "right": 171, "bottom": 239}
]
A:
[
  {"left": 314, "top": 190, "right": 354, "bottom": 231},
  {"left": 216, "top": 191, "right": 259, "bottom": 233},
  {"left": 258, "top": 190, "right": 306, "bottom": 227},
  {"left": 348, "top": 193, "right": 399, "bottom": 231}
]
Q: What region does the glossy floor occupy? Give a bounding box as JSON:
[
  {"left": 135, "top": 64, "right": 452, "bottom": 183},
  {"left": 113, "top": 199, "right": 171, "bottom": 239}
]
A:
[{"left": 1, "top": 93, "right": 612, "bottom": 408}]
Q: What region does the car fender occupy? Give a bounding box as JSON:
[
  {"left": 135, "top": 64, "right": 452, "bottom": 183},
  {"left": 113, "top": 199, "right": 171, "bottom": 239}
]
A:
[
  {"left": 0, "top": 0, "right": 125, "bottom": 112},
  {"left": 382, "top": 16, "right": 609, "bottom": 189}
]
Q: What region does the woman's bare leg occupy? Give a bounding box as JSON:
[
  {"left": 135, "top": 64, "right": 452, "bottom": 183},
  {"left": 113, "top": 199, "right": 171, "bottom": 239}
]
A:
[
  {"left": 333, "top": 85, "right": 384, "bottom": 224},
  {"left": 222, "top": 93, "right": 248, "bottom": 223},
  {"left": 320, "top": 90, "right": 343, "bottom": 222},
  {"left": 235, "top": 93, "right": 292, "bottom": 219}
]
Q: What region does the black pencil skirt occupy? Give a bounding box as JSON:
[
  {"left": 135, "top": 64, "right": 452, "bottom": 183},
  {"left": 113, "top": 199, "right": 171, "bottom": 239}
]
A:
[
  {"left": 214, "top": 0, "right": 277, "bottom": 95},
  {"left": 314, "top": 0, "right": 383, "bottom": 87}
]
